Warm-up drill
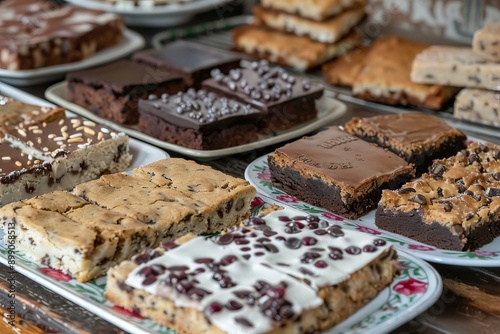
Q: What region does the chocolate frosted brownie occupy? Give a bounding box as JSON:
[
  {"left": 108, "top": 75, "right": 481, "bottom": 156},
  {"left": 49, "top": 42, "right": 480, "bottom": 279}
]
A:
[
  {"left": 138, "top": 89, "right": 261, "bottom": 149},
  {"left": 344, "top": 113, "right": 467, "bottom": 173},
  {"left": 253, "top": 2, "right": 366, "bottom": 43},
  {"left": 376, "top": 142, "right": 500, "bottom": 251},
  {"left": 232, "top": 25, "right": 361, "bottom": 71},
  {"left": 1, "top": 158, "right": 256, "bottom": 281},
  {"left": 353, "top": 36, "right": 459, "bottom": 110},
  {"left": 268, "top": 126, "right": 415, "bottom": 219},
  {"left": 203, "top": 63, "right": 324, "bottom": 131},
  {"left": 133, "top": 41, "right": 241, "bottom": 88},
  {"left": 105, "top": 206, "right": 398, "bottom": 334},
  {"left": 410, "top": 46, "right": 500, "bottom": 90},
  {"left": 454, "top": 88, "right": 500, "bottom": 127},
  {"left": 473, "top": 22, "right": 500, "bottom": 62},
  {"left": 67, "top": 60, "right": 185, "bottom": 124},
  {"left": 0, "top": 0, "right": 123, "bottom": 70}
]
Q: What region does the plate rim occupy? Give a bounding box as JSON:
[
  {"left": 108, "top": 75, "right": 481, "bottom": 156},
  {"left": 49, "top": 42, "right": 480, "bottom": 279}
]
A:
[
  {"left": 244, "top": 153, "right": 500, "bottom": 267},
  {"left": 45, "top": 81, "right": 347, "bottom": 159}
]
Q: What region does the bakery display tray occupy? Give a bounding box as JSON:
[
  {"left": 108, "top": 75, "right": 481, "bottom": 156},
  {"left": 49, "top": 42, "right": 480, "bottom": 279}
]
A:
[
  {"left": 45, "top": 81, "right": 347, "bottom": 159},
  {"left": 151, "top": 15, "right": 500, "bottom": 139},
  {"left": 245, "top": 153, "right": 500, "bottom": 267}
]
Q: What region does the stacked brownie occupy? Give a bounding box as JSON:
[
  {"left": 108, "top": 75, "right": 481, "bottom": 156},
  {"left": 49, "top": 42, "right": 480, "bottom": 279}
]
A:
[
  {"left": 233, "top": 0, "right": 366, "bottom": 70},
  {"left": 411, "top": 22, "right": 500, "bottom": 125},
  {"left": 0, "top": 0, "right": 124, "bottom": 70}
]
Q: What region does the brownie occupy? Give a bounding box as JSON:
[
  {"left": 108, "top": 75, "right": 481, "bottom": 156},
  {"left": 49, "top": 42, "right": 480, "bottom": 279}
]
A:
[
  {"left": 268, "top": 126, "right": 415, "bottom": 219},
  {"left": 203, "top": 62, "right": 324, "bottom": 132},
  {"left": 0, "top": 0, "right": 124, "bottom": 70},
  {"left": 343, "top": 113, "right": 467, "bottom": 174},
  {"left": 67, "top": 60, "right": 185, "bottom": 124},
  {"left": 376, "top": 142, "right": 500, "bottom": 251},
  {"left": 133, "top": 41, "right": 241, "bottom": 88},
  {"left": 138, "top": 89, "right": 262, "bottom": 150}
]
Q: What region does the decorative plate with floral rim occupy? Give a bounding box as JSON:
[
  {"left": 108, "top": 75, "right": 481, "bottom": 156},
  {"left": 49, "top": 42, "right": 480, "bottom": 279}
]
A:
[
  {"left": 245, "top": 154, "right": 500, "bottom": 267},
  {"left": 0, "top": 220, "right": 441, "bottom": 334}
]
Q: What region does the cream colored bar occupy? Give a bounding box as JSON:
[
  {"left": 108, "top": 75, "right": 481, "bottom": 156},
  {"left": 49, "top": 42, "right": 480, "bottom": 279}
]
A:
[
  {"left": 411, "top": 46, "right": 500, "bottom": 91},
  {"left": 473, "top": 22, "right": 500, "bottom": 62},
  {"left": 260, "top": 0, "right": 361, "bottom": 21},
  {"left": 454, "top": 88, "right": 500, "bottom": 126}
]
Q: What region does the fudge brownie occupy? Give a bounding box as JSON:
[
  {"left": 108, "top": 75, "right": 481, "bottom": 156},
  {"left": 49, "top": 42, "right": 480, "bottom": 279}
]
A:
[
  {"left": 343, "top": 113, "right": 467, "bottom": 174},
  {"left": 203, "top": 62, "right": 324, "bottom": 132},
  {"left": 0, "top": 0, "right": 124, "bottom": 70},
  {"left": 454, "top": 88, "right": 500, "bottom": 127},
  {"left": 133, "top": 41, "right": 241, "bottom": 88},
  {"left": 138, "top": 89, "right": 261, "bottom": 149},
  {"left": 105, "top": 205, "right": 398, "bottom": 334},
  {"left": 1, "top": 158, "right": 256, "bottom": 282},
  {"left": 67, "top": 60, "right": 185, "bottom": 124},
  {"left": 376, "top": 142, "right": 500, "bottom": 251},
  {"left": 268, "top": 126, "right": 415, "bottom": 219}
]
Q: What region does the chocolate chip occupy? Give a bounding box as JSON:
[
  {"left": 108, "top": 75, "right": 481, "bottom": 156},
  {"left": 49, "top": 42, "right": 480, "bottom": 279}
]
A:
[
  {"left": 345, "top": 246, "right": 362, "bottom": 255},
  {"left": 451, "top": 225, "right": 464, "bottom": 236},
  {"left": 285, "top": 237, "right": 301, "bottom": 249},
  {"left": 263, "top": 243, "right": 279, "bottom": 253},
  {"left": 442, "top": 201, "right": 453, "bottom": 212},
  {"left": 373, "top": 239, "right": 386, "bottom": 246},
  {"left": 363, "top": 245, "right": 377, "bottom": 253},
  {"left": 327, "top": 226, "right": 344, "bottom": 237},
  {"left": 217, "top": 233, "right": 234, "bottom": 245},
  {"left": 235, "top": 316, "right": 254, "bottom": 327},
  {"left": 487, "top": 188, "right": 500, "bottom": 197},
  {"left": 409, "top": 194, "right": 427, "bottom": 205},
  {"left": 226, "top": 300, "right": 243, "bottom": 311},
  {"left": 465, "top": 213, "right": 474, "bottom": 220},
  {"left": 468, "top": 153, "right": 480, "bottom": 164},
  {"left": 431, "top": 164, "right": 446, "bottom": 177},
  {"left": 398, "top": 187, "right": 416, "bottom": 194}
]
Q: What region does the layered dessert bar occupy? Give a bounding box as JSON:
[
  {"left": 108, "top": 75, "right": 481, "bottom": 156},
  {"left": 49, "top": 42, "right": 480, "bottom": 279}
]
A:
[
  {"left": 352, "top": 36, "right": 459, "bottom": 110},
  {"left": 0, "top": 0, "right": 124, "bottom": 70},
  {"left": 344, "top": 113, "right": 467, "bottom": 173},
  {"left": 253, "top": 2, "right": 366, "bottom": 43},
  {"left": 411, "top": 46, "right": 500, "bottom": 91},
  {"left": 454, "top": 88, "right": 500, "bottom": 127},
  {"left": 232, "top": 25, "right": 361, "bottom": 71},
  {"left": 473, "top": 22, "right": 500, "bottom": 62},
  {"left": 268, "top": 126, "right": 415, "bottom": 219},
  {"left": 133, "top": 41, "right": 241, "bottom": 88},
  {"left": 376, "top": 142, "right": 500, "bottom": 251},
  {"left": 260, "top": 0, "right": 362, "bottom": 21},
  {"left": 322, "top": 46, "right": 371, "bottom": 86},
  {"left": 67, "top": 60, "right": 185, "bottom": 124},
  {"left": 105, "top": 206, "right": 398, "bottom": 334},
  {"left": 203, "top": 63, "right": 324, "bottom": 131},
  {"left": 138, "top": 89, "right": 261, "bottom": 149},
  {"left": 0, "top": 115, "right": 132, "bottom": 206},
  {"left": 0, "top": 158, "right": 256, "bottom": 281}
]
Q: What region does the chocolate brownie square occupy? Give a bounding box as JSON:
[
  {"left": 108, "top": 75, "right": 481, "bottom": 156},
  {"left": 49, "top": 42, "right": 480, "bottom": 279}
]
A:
[
  {"left": 268, "top": 126, "right": 415, "bottom": 219},
  {"left": 67, "top": 60, "right": 185, "bottom": 124},
  {"left": 133, "top": 41, "right": 241, "bottom": 88}
]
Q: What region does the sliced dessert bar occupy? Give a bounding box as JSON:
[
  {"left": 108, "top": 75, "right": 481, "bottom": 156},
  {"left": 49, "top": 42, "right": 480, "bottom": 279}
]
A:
[
  {"left": 203, "top": 63, "right": 324, "bottom": 132},
  {"left": 133, "top": 41, "right": 241, "bottom": 88},
  {"left": 137, "top": 89, "right": 261, "bottom": 149},
  {"left": 454, "top": 88, "right": 500, "bottom": 127},
  {"left": 260, "top": 0, "right": 362, "bottom": 21},
  {"left": 268, "top": 126, "right": 415, "bottom": 219},
  {"left": 343, "top": 113, "right": 467, "bottom": 173},
  {"left": 473, "top": 22, "right": 500, "bottom": 62},
  {"left": 376, "top": 141, "right": 500, "bottom": 251},
  {"left": 67, "top": 60, "right": 185, "bottom": 124},
  {"left": 322, "top": 46, "right": 371, "bottom": 87},
  {"left": 105, "top": 206, "right": 398, "bottom": 333}
]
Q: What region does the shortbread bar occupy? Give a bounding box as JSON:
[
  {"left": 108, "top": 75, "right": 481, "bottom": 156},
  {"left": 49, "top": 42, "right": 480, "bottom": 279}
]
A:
[
  {"left": 454, "top": 88, "right": 500, "bottom": 127},
  {"left": 105, "top": 206, "right": 398, "bottom": 334},
  {"left": 260, "top": 0, "right": 361, "bottom": 21},
  {"left": 411, "top": 46, "right": 500, "bottom": 90},
  {"left": 253, "top": 2, "right": 366, "bottom": 43},
  {"left": 322, "top": 46, "right": 371, "bottom": 86},
  {"left": 353, "top": 36, "right": 459, "bottom": 110},
  {"left": 473, "top": 22, "right": 500, "bottom": 62},
  {"left": 232, "top": 25, "right": 361, "bottom": 71}
]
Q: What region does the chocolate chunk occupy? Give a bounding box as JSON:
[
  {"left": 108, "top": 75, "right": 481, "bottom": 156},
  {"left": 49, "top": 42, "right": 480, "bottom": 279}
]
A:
[
  {"left": 373, "top": 239, "right": 386, "bottom": 246},
  {"left": 398, "top": 187, "right": 416, "bottom": 194},
  {"left": 442, "top": 201, "right": 453, "bottom": 212},
  {"left": 450, "top": 225, "right": 464, "bottom": 236},
  {"left": 487, "top": 188, "right": 500, "bottom": 197},
  {"left": 285, "top": 237, "right": 302, "bottom": 249},
  {"left": 409, "top": 194, "right": 427, "bottom": 205},
  {"left": 345, "top": 246, "right": 362, "bottom": 255},
  {"left": 327, "top": 226, "right": 344, "bottom": 237},
  {"left": 235, "top": 316, "right": 254, "bottom": 327}
]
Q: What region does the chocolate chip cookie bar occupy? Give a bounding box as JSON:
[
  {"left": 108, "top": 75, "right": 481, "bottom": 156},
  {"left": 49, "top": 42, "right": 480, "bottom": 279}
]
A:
[
  {"left": 473, "top": 22, "right": 500, "bottom": 62},
  {"left": 105, "top": 205, "right": 398, "bottom": 334},
  {"left": 376, "top": 142, "right": 500, "bottom": 251},
  {"left": 260, "top": 0, "right": 362, "bottom": 21},
  {"left": 344, "top": 113, "right": 467, "bottom": 173},
  {"left": 268, "top": 126, "right": 415, "bottom": 219},
  {"left": 322, "top": 46, "right": 371, "bottom": 87},
  {"left": 453, "top": 88, "right": 500, "bottom": 126}
]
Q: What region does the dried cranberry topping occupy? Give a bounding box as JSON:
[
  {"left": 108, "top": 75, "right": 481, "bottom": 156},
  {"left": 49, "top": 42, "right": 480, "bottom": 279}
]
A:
[
  {"left": 363, "top": 245, "right": 377, "bottom": 253},
  {"left": 373, "top": 239, "right": 386, "bottom": 246},
  {"left": 302, "top": 237, "right": 317, "bottom": 246},
  {"left": 345, "top": 246, "right": 362, "bottom": 255}
]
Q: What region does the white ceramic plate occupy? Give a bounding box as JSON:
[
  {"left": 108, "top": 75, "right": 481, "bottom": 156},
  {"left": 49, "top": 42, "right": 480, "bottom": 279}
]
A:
[
  {"left": 0, "top": 232, "right": 442, "bottom": 334},
  {"left": 45, "top": 81, "right": 348, "bottom": 159},
  {"left": 0, "top": 29, "right": 145, "bottom": 86},
  {"left": 245, "top": 154, "right": 500, "bottom": 267},
  {"left": 0, "top": 82, "right": 168, "bottom": 168},
  {"left": 66, "top": 0, "right": 232, "bottom": 27}
]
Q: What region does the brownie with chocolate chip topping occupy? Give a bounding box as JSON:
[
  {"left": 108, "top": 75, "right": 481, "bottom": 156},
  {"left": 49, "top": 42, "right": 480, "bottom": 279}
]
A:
[
  {"left": 203, "top": 61, "right": 324, "bottom": 132},
  {"left": 376, "top": 141, "right": 500, "bottom": 251},
  {"left": 138, "top": 89, "right": 262, "bottom": 149},
  {"left": 105, "top": 205, "right": 398, "bottom": 334},
  {"left": 67, "top": 60, "right": 185, "bottom": 124},
  {"left": 268, "top": 126, "right": 415, "bottom": 219}
]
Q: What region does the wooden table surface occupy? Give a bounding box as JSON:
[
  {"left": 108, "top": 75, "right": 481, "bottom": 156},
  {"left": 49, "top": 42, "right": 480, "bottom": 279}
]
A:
[{"left": 1, "top": 5, "right": 500, "bottom": 334}]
